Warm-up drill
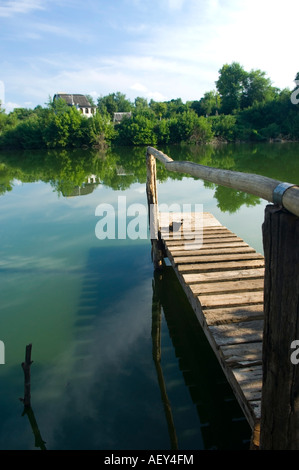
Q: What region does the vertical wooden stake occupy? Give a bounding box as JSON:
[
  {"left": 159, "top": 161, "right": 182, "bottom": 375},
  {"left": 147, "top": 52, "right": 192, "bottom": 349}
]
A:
[
  {"left": 146, "top": 150, "right": 163, "bottom": 270},
  {"left": 21, "top": 344, "right": 33, "bottom": 408},
  {"left": 260, "top": 205, "right": 299, "bottom": 449}
]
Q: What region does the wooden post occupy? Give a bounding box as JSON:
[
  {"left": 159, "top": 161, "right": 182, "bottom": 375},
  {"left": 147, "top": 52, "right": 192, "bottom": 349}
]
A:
[
  {"left": 260, "top": 205, "right": 299, "bottom": 449},
  {"left": 20, "top": 344, "right": 33, "bottom": 408},
  {"left": 146, "top": 150, "right": 164, "bottom": 270}
]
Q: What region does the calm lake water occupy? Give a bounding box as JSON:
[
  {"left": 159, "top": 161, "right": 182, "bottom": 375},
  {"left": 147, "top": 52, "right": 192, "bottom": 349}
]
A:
[{"left": 0, "top": 142, "right": 298, "bottom": 450}]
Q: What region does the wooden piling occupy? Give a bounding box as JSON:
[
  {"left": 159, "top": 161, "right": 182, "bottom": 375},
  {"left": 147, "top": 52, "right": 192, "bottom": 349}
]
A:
[
  {"left": 260, "top": 205, "right": 299, "bottom": 449},
  {"left": 146, "top": 150, "right": 164, "bottom": 270}
]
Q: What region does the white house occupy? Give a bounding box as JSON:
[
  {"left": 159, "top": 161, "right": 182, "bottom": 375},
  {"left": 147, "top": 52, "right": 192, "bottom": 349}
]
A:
[{"left": 53, "top": 93, "right": 96, "bottom": 117}]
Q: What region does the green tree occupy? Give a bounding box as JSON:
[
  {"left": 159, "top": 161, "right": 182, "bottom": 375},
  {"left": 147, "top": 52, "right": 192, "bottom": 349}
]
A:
[
  {"left": 241, "top": 69, "right": 276, "bottom": 108},
  {"left": 150, "top": 101, "right": 167, "bottom": 120},
  {"left": 89, "top": 112, "right": 116, "bottom": 147},
  {"left": 97, "top": 92, "right": 132, "bottom": 118},
  {"left": 155, "top": 119, "right": 170, "bottom": 144},
  {"left": 85, "top": 94, "right": 96, "bottom": 107},
  {"left": 117, "top": 113, "right": 157, "bottom": 146},
  {"left": 164, "top": 98, "right": 187, "bottom": 117},
  {"left": 134, "top": 97, "right": 148, "bottom": 109},
  {"left": 197, "top": 91, "right": 221, "bottom": 116},
  {"left": 216, "top": 62, "right": 248, "bottom": 114},
  {"left": 0, "top": 101, "right": 7, "bottom": 135},
  {"left": 190, "top": 116, "right": 214, "bottom": 144},
  {"left": 209, "top": 114, "right": 236, "bottom": 141},
  {"left": 175, "top": 110, "right": 199, "bottom": 142}
]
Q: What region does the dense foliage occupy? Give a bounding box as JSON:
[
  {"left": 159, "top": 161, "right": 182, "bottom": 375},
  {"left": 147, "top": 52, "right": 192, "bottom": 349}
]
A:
[{"left": 0, "top": 63, "right": 298, "bottom": 150}]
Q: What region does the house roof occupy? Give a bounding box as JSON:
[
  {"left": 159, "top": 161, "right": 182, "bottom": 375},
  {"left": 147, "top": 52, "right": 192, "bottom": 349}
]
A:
[
  {"left": 54, "top": 93, "right": 93, "bottom": 108},
  {"left": 113, "top": 112, "right": 132, "bottom": 122}
]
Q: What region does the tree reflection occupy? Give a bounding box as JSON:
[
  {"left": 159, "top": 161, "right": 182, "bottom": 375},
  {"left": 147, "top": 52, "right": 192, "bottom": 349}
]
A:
[{"left": 0, "top": 143, "right": 298, "bottom": 213}]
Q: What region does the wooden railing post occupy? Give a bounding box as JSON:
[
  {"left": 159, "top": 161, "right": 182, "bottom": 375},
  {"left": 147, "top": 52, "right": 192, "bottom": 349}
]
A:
[
  {"left": 260, "top": 204, "right": 299, "bottom": 449},
  {"left": 146, "top": 149, "right": 163, "bottom": 270}
]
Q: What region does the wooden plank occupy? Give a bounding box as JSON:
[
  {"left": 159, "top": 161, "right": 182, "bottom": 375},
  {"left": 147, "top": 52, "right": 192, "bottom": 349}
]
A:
[
  {"left": 190, "top": 279, "right": 264, "bottom": 295},
  {"left": 220, "top": 342, "right": 263, "bottom": 368},
  {"left": 203, "top": 304, "right": 264, "bottom": 325},
  {"left": 163, "top": 228, "right": 236, "bottom": 237},
  {"left": 209, "top": 320, "right": 263, "bottom": 347},
  {"left": 199, "top": 291, "right": 264, "bottom": 309},
  {"left": 177, "top": 259, "right": 265, "bottom": 273},
  {"left": 183, "top": 268, "right": 265, "bottom": 284},
  {"left": 232, "top": 365, "right": 263, "bottom": 402},
  {"left": 171, "top": 247, "right": 256, "bottom": 257},
  {"left": 159, "top": 211, "right": 222, "bottom": 227},
  {"left": 173, "top": 253, "right": 264, "bottom": 264},
  {"left": 164, "top": 236, "right": 243, "bottom": 245},
  {"left": 168, "top": 242, "right": 251, "bottom": 251}
]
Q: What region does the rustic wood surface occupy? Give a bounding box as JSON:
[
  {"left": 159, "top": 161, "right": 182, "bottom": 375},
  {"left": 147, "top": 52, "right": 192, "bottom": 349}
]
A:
[{"left": 160, "top": 211, "right": 264, "bottom": 431}]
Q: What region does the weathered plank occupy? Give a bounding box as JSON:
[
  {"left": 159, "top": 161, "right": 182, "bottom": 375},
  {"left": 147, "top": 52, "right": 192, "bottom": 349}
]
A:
[
  {"left": 168, "top": 241, "right": 252, "bottom": 251},
  {"left": 177, "top": 259, "right": 265, "bottom": 273},
  {"left": 164, "top": 234, "right": 243, "bottom": 244},
  {"left": 208, "top": 320, "right": 263, "bottom": 347},
  {"left": 198, "top": 291, "right": 264, "bottom": 309},
  {"left": 190, "top": 279, "right": 263, "bottom": 295},
  {"left": 173, "top": 253, "right": 264, "bottom": 264},
  {"left": 203, "top": 304, "right": 264, "bottom": 326},
  {"left": 232, "top": 365, "right": 263, "bottom": 402},
  {"left": 170, "top": 247, "right": 256, "bottom": 257},
  {"left": 182, "top": 268, "right": 264, "bottom": 284},
  {"left": 220, "top": 342, "right": 263, "bottom": 368}
]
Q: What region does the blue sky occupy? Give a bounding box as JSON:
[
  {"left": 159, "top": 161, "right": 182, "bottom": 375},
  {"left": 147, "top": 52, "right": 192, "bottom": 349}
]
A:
[{"left": 0, "top": 0, "right": 298, "bottom": 112}]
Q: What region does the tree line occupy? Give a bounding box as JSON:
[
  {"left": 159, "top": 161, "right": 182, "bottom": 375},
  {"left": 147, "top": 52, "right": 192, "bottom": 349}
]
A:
[{"left": 0, "top": 62, "right": 298, "bottom": 150}]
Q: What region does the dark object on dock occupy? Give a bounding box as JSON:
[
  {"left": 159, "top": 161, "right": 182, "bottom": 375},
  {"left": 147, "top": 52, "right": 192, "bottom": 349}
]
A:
[{"left": 169, "top": 220, "right": 183, "bottom": 232}]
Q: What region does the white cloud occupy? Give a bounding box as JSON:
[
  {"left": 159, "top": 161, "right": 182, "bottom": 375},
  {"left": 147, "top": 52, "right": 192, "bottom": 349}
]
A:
[
  {"left": 0, "top": 0, "right": 44, "bottom": 17},
  {"left": 4, "top": 101, "right": 21, "bottom": 113},
  {"left": 33, "top": 22, "right": 95, "bottom": 42},
  {"left": 167, "top": 0, "right": 186, "bottom": 10},
  {"left": 130, "top": 83, "right": 168, "bottom": 101},
  {"left": 130, "top": 83, "right": 148, "bottom": 93}
]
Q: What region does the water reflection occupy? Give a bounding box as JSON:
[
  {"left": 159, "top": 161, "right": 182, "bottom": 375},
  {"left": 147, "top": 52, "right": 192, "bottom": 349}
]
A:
[
  {"left": 151, "top": 268, "right": 251, "bottom": 450},
  {"left": 0, "top": 142, "right": 298, "bottom": 449},
  {"left": 1, "top": 143, "right": 299, "bottom": 213},
  {"left": 151, "top": 274, "right": 178, "bottom": 450},
  {"left": 18, "top": 250, "right": 251, "bottom": 450}
]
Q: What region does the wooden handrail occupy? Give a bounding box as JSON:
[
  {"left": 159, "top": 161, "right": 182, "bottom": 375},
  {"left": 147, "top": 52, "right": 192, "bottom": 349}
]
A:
[{"left": 147, "top": 146, "right": 299, "bottom": 218}]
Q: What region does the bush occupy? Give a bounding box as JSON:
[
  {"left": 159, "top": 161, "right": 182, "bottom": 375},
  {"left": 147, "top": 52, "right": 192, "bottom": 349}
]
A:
[{"left": 209, "top": 114, "right": 236, "bottom": 141}]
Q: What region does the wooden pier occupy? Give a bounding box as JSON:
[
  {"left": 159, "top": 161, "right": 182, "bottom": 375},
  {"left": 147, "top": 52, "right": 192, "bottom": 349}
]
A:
[
  {"left": 146, "top": 146, "right": 299, "bottom": 450},
  {"left": 160, "top": 211, "right": 264, "bottom": 445}
]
